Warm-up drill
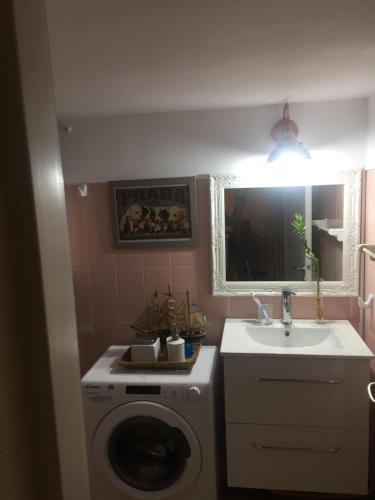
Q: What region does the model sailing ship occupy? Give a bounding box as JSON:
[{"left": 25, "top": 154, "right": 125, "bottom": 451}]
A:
[{"left": 131, "top": 287, "right": 206, "bottom": 343}]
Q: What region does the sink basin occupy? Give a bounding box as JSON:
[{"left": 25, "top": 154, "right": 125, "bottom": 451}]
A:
[
  {"left": 248, "top": 325, "right": 334, "bottom": 348},
  {"left": 220, "top": 319, "right": 373, "bottom": 359}
]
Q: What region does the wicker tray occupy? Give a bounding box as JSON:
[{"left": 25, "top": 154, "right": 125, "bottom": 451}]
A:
[{"left": 118, "top": 343, "right": 201, "bottom": 370}]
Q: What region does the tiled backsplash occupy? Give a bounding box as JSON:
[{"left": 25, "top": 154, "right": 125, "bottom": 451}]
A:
[{"left": 65, "top": 178, "right": 358, "bottom": 375}]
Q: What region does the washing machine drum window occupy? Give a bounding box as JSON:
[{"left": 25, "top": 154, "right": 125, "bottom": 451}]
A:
[
  {"left": 93, "top": 401, "right": 202, "bottom": 499},
  {"left": 108, "top": 416, "right": 191, "bottom": 491}
]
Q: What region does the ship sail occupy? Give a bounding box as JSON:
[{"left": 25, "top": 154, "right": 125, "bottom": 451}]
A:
[
  {"left": 190, "top": 308, "right": 205, "bottom": 330},
  {"left": 174, "top": 294, "right": 189, "bottom": 331},
  {"left": 131, "top": 290, "right": 161, "bottom": 333},
  {"left": 130, "top": 288, "right": 206, "bottom": 339}
]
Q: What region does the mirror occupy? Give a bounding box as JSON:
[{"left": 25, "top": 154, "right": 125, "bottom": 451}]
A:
[
  {"left": 225, "top": 185, "right": 343, "bottom": 282},
  {"left": 210, "top": 169, "right": 361, "bottom": 296}
]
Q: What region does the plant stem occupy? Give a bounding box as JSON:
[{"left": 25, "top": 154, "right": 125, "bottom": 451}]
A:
[{"left": 292, "top": 213, "right": 323, "bottom": 322}]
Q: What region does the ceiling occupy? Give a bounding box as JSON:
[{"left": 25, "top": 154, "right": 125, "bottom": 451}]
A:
[{"left": 46, "top": 0, "right": 375, "bottom": 118}]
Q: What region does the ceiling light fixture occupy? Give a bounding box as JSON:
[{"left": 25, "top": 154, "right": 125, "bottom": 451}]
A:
[{"left": 267, "top": 103, "right": 311, "bottom": 162}]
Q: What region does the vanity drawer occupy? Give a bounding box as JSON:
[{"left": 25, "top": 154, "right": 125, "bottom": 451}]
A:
[
  {"left": 226, "top": 423, "right": 368, "bottom": 494},
  {"left": 224, "top": 357, "right": 369, "bottom": 428}
]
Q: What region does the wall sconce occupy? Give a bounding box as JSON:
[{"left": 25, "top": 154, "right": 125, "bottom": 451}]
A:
[{"left": 268, "top": 103, "right": 311, "bottom": 162}]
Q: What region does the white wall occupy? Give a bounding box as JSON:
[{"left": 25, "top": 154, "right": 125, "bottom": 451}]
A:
[
  {"left": 60, "top": 98, "right": 368, "bottom": 183},
  {"left": 367, "top": 94, "right": 375, "bottom": 170}
]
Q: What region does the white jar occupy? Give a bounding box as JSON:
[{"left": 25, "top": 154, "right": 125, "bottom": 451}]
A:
[{"left": 166, "top": 336, "right": 185, "bottom": 362}]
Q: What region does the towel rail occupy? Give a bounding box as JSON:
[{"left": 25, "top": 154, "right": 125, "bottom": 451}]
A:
[
  {"left": 359, "top": 244, "right": 375, "bottom": 261},
  {"left": 358, "top": 244, "right": 375, "bottom": 339}
]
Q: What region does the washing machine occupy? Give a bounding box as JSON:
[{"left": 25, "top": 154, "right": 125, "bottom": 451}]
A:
[{"left": 81, "top": 345, "right": 219, "bottom": 500}]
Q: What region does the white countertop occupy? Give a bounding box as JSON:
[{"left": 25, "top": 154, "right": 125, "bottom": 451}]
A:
[{"left": 220, "top": 319, "right": 374, "bottom": 359}]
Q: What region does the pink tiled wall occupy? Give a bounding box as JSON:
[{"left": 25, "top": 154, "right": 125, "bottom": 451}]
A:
[
  {"left": 364, "top": 169, "right": 375, "bottom": 372},
  {"left": 363, "top": 171, "right": 375, "bottom": 488},
  {"left": 65, "top": 178, "right": 358, "bottom": 375}
]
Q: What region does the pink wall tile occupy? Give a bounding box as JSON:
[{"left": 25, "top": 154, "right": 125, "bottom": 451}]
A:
[
  {"left": 349, "top": 297, "right": 359, "bottom": 331},
  {"left": 265, "top": 295, "right": 282, "bottom": 320},
  {"left": 364, "top": 170, "right": 375, "bottom": 358},
  {"left": 171, "top": 249, "right": 198, "bottom": 267},
  {"left": 72, "top": 268, "right": 90, "bottom": 295},
  {"left": 171, "top": 267, "right": 200, "bottom": 302},
  {"left": 90, "top": 268, "right": 116, "bottom": 295},
  {"left": 88, "top": 239, "right": 115, "bottom": 268},
  {"left": 144, "top": 267, "right": 173, "bottom": 294},
  {"left": 78, "top": 347, "right": 96, "bottom": 376},
  {"left": 202, "top": 296, "right": 231, "bottom": 321},
  {"left": 205, "top": 319, "right": 224, "bottom": 345},
  {"left": 117, "top": 267, "right": 144, "bottom": 294},
  {"left": 291, "top": 296, "right": 316, "bottom": 319},
  {"left": 323, "top": 297, "right": 351, "bottom": 319},
  {"left": 365, "top": 307, "right": 375, "bottom": 343},
  {"left": 64, "top": 184, "right": 76, "bottom": 202},
  {"left": 69, "top": 234, "right": 89, "bottom": 269},
  {"left": 77, "top": 323, "right": 94, "bottom": 349},
  {"left": 93, "top": 322, "right": 122, "bottom": 350},
  {"left": 65, "top": 187, "right": 89, "bottom": 268},
  {"left": 115, "top": 250, "right": 143, "bottom": 267},
  {"left": 143, "top": 250, "right": 171, "bottom": 267},
  {"left": 118, "top": 322, "right": 137, "bottom": 344},
  {"left": 230, "top": 296, "right": 258, "bottom": 318},
  {"left": 92, "top": 295, "right": 118, "bottom": 322},
  {"left": 75, "top": 294, "right": 92, "bottom": 323},
  {"left": 170, "top": 293, "right": 188, "bottom": 305},
  {"left": 196, "top": 258, "right": 211, "bottom": 295},
  {"left": 118, "top": 294, "right": 146, "bottom": 322}
]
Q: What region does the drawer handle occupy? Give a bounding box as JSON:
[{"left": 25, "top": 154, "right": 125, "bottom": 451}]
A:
[
  {"left": 252, "top": 442, "right": 341, "bottom": 454},
  {"left": 253, "top": 377, "right": 341, "bottom": 385}
]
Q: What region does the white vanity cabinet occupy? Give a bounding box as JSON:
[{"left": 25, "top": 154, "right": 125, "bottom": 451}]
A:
[
  {"left": 224, "top": 356, "right": 370, "bottom": 495},
  {"left": 221, "top": 319, "right": 373, "bottom": 495}
]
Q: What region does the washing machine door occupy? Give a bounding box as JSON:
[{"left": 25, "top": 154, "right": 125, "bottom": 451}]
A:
[{"left": 92, "top": 401, "right": 201, "bottom": 500}]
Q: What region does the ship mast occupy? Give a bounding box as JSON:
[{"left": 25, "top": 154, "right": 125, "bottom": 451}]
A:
[
  {"left": 186, "top": 289, "right": 192, "bottom": 340},
  {"left": 167, "top": 285, "right": 179, "bottom": 341},
  {"left": 151, "top": 289, "right": 161, "bottom": 330}
]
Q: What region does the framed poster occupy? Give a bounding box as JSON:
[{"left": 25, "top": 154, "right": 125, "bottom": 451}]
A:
[{"left": 109, "top": 177, "right": 199, "bottom": 248}]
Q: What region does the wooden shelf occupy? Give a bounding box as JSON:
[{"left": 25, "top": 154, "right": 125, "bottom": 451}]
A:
[{"left": 312, "top": 219, "right": 344, "bottom": 242}]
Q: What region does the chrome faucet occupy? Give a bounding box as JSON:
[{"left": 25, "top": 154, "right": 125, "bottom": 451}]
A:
[{"left": 281, "top": 288, "right": 296, "bottom": 325}]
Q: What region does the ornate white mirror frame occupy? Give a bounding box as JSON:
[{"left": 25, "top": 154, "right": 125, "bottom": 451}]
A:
[{"left": 210, "top": 167, "right": 362, "bottom": 296}]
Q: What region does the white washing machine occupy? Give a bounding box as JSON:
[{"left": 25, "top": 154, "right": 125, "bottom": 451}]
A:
[{"left": 81, "top": 345, "right": 219, "bottom": 500}]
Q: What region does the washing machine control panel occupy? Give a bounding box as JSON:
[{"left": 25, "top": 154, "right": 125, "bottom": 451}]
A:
[
  {"left": 122, "top": 384, "right": 208, "bottom": 401},
  {"left": 83, "top": 383, "right": 208, "bottom": 403},
  {"left": 125, "top": 385, "right": 161, "bottom": 395}
]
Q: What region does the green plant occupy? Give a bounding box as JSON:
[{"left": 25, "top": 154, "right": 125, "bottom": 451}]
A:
[{"left": 291, "top": 213, "right": 323, "bottom": 321}]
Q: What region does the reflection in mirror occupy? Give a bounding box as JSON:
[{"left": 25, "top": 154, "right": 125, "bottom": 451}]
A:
[{"left": 225, "top": 185, "right": 343, "bottom": 282}]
